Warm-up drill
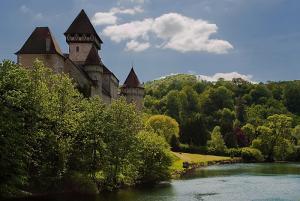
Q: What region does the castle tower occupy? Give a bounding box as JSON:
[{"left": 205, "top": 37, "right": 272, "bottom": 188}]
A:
[
  {"left": 121, "top": 67, "right": 145, "bottom": 110},
  {"left": 84, "top": 47, "right": 103, "bottom": 97},
  {"left": 64, "top": 9, "right": 103, "bottom": 65},
  {"left": 64, "top": 9, "right": 106, "bottom": 99},
  {"left": 15, "top": 27, "right": 65, "bottom": 73}
]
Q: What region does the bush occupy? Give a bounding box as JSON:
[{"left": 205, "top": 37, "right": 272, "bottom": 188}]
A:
[
  {"left": 226, "top": 148, "right": 242, "bottom": 157},
  {"left": 241, "top": 147, "right": 264, "bottom": 162},
  {"left": 207, "top": 126, "right": 227, "bottom": 155}
]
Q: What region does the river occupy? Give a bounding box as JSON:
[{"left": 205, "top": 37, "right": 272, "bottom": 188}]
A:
[{"left": 9, "top": 163, "right": 300, "bottom": 201}]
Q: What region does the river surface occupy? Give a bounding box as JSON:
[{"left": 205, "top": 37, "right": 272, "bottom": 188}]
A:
[{"left": 10, "top": 163, "right": 300, "bottom": 201}]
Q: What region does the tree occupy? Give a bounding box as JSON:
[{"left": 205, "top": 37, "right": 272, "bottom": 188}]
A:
[
  {"left": 292, "top": 125, "right": 300, "bottom": 145},
  {"left": 136, "top": 131, "right": 172, "bottom": 184},
  {"left": 242, "top": 123, "right": 256, "bottom": 143},
  {"left": 180, "top": 113, "right": 209, "bottom": 146},
  {"left": 283, "top": 82, "right": 300, "bottom": 114},
  {"left": 217, "top": 108, "right": 236, "bottom": 147},
  {"left": 145, "top": 115, "right": 179, "bottom": 145},
  {"left": 208, "top": 126, "right": 227, "bottom": 154},
  {"left": 200, "top": 86, "right": 234, "bottom": 115},
  {"left": 102, "top": 98, "right": 142, "bottom": 189},
  {"left": 255, "top": 114, "right": 293, "bottom": 161}
]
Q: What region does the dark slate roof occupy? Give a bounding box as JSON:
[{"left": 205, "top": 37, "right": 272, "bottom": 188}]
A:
[
  {"left": 85, "top": 47, "right": 101, "bottom": 65},
  {"left": 64, "top": 9, "right": 103, "bottom": 44},
  {"left": 122, "top": 67, "right": 143, "bottom": 88},
  {"left": 16, "top": 27, "right": 63, "bottom": 55}
]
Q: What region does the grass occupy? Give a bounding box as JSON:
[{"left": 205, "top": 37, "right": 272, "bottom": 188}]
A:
[{"left": 171, "top": 152, "right": 232, "bottom": 172}]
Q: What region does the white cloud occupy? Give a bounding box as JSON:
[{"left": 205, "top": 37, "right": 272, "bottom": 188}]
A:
[
  {"left": 110, "top": 6, "right": 143, "bottom": 15},
  {"left": 102, "top": 13, "right": 233, "bottom": 54},
  {"left": 20, "top": 5, "right": 43, "bottom": 20},
  {"left": 92, "top": 12, "right": 118, "bottom": 25},
  {"left": 92, "top": 6, "right": 143, "bottom": 26},
  {"left": 196, "top": 72, "right": 254, "bottom": 82},
  {"left": 125, "top": 40, "right": 150, "bottom": 52},
  {"left": 103, "top": 18, "right": 153, "bottom": 42}
]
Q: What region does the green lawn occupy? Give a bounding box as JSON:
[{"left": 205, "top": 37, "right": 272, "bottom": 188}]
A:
[{"left": 171, "top": 152, "right": 231, "bottom": 172}]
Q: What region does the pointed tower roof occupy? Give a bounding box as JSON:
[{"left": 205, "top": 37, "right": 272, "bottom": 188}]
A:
[
  {"left": 85, "top": 47, "right": 101, "bottom": 65},
  {"left": 16, "top": 27, "right": 62, "bottom": 55},
  {"left": 64, "top": 9, "right": 103, "bottom": 44},
  {"left": 122, "top": 67, "right": 143, "bottom": 88}
]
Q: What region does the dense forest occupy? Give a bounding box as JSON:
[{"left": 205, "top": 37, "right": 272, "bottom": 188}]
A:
[
  {"left": 0, "top": 60, "right": 173, "bottom": 198},
  {"left": 144, "top": 74, "right": 300, "bottom": 161},
  {"left": 2, "top": 60, "right": 300, "bottom": 198}
]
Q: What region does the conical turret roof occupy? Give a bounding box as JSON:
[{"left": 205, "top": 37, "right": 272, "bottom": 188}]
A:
[
  {"left": 85, "top": 47, "right": 101, "bottom": 65},
  {"left": 16, "top": 27, "right": 62, "bottom": 55},
  {"left": 64, "top": 9, "right": 103, "bottom": 44},
  {"left": 123, "top": 67, "right": 143, "bottom": 88}
]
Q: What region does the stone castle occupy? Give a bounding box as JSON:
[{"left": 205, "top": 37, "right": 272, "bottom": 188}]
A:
[{"left": 16, "top": 9, "right": 144, "bottom": 109}]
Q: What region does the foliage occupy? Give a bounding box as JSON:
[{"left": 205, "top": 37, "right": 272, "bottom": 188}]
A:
[
  {"left": 0, "top": 60, "right": 173, "bottom": 197},
  {"left": 145, "top": 114, "right": 179, "bottom": 144},
  {"left": 144, "top": 74, "right": 300, "bottom": 161},
  {"left": 207, "top": 126, "right": 227, "bottom": 155},
  {"left": 241, "top": 148, "right": 264, "bottom": 162},
  {"left": 137, "top": 131, "right": 172, "bottom": 184},
  {"left": 254, "top": 114, "right": 293, "bottom": 161}
]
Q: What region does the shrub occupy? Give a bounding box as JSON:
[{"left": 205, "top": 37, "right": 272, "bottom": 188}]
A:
[
  {"left": 207, "top": 126, "right": 227, "bottom": 155},
  {"left": 226, "top": 148, "right": 242, "bottom": 157},
  {"left": 145, "top": 115, "right": 179, "bottom": 145},
  {"left": 241, "top": 147, "right": 264, "bottom": 162}
]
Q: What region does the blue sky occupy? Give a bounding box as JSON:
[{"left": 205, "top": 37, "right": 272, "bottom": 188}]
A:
[{"left": 1, "top": 0, "right": 300, "bottom": 83}]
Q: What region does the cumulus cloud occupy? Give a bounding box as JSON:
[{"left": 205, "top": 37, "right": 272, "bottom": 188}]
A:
[
  {"left": 92, "top": 6, "right": 143, "bottom": 26},
  {"left": 102, "top": 13, "right": 233, "bottom": 53},
  {"left": 92, "top": 12, "right": 118, "bottom": 25},
  {"left": 125, "top": 40, "right": 150, "bottom": 52},
  {"left": 196, "top": 72, "right": 254, "bottom": 82}
]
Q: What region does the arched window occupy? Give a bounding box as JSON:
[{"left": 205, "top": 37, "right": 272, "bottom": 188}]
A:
[{"left": 76, "top": 46, "right": 79, "bottom": 52}]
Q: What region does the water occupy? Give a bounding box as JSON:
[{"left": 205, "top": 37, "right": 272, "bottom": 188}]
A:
[{"left": 9, "top": 163, "right": 300, "bottom": 201}]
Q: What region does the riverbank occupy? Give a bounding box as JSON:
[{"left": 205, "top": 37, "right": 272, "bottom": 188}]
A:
[{"left": 171, "top": 152, "right": 242, "bottom": 177}]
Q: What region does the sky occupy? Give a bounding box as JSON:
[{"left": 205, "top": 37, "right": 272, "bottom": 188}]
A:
[{"left": 1, "top": 0, "right": 300, "bottom": 83}]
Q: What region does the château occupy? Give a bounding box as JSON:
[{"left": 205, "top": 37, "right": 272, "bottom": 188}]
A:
[{"left": 16, "top": 9, "right": 144, "bottom": 109}]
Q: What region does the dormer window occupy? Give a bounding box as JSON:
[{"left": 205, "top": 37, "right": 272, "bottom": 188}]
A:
[
  {"left": 46, "top": 38, "right": 50, "bottom": 52},
  {"left": 76, "top": 46, "right": 79, "bottom": 52}
]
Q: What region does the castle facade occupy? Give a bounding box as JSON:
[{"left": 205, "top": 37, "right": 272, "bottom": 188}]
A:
[{"left": 16, "top": 9, "right": 144, "bottom": 109}]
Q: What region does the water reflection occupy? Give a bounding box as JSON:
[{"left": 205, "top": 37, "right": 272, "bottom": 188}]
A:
[{"left": 7, "top": 163, "right": 300, "bottom": 201}]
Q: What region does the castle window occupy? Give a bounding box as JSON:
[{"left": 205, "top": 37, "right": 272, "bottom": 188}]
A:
[{"left": 76, "top": 46, "right": 79, "bottom": 52}]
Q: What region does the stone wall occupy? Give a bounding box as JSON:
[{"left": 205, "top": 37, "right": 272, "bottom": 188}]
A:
[
  {"left": 68, "top": 43, "right": 93, "bottom": 63},
  {"left": 17, "top": 53, "right": 64, "bottom": 73}
]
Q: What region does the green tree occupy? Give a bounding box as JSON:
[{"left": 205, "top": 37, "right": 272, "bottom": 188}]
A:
[
  {"left": 136, "top": 131, "right": 172, "bottom": 184},
  {"left": 242, "top": 123, "right": 256, "bottom": 143},
  {"left": 180, "top": 113, "right": 209, "bottom": 146},
  {"left": 208, "top": 126, "right": 227, "bottom": 154},
  {"left": 102, "top": 98, "right": 142, "bottom": 189},
  {"left": 255, "top": 114, "right": 293, "bottom": 161},
  {"left": 145, "top": 115, "right": 179, "bottom": 144}
]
